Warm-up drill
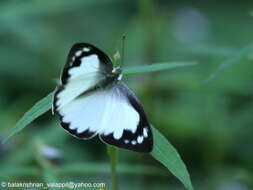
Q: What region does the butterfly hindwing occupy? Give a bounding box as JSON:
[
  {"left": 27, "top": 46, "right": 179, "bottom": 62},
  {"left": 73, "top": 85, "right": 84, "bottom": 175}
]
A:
[
  {"left": 56, "top": 89, "right": 112, "bottom": 139},
  {"left": 99, "top": 83, "right": 153, "bottom": 153},
  {"left": 55, "top": 81, "right": 153, "bottom": 152}
]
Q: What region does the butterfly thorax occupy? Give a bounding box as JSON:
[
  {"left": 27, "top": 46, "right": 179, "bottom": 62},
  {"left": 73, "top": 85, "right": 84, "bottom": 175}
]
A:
[{"left": 90, "top": 67, "right": 122, "bottom": 92}]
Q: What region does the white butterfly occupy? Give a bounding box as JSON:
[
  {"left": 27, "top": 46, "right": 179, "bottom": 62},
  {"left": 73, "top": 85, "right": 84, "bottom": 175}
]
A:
[{"left": 53, "top": 43, "right": 153, "bottom": 152}]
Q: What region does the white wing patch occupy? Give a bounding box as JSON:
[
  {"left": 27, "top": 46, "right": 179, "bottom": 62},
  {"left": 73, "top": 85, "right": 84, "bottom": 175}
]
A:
[
  {"left": 69, "top": 55, "right": 100, "bottom": 80},
  {"left": 60, "top": 90, "right": 109, "bottom": 134},
  {"left": 98, "top": 87, "right": 140, "bottom": 139},
  {"left": 57, "top": 86, "right": 140, "bottom": 140},
  {"left": 55, "top": 54, "right": 104, "bottom": 109},
  {"left": 75, "top": 50, "right": 82, "bottom": 57},
  {"left": 83, "top": 47, "right": 90, "bottom": 52}
]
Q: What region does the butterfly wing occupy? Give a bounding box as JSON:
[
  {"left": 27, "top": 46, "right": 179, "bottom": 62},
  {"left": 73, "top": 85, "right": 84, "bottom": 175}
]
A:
[
  {"left": 61, "top": 43, "right": 112, "bottom": 85},
  {"left": 53, "top": 43, "right": 153, "bottom": 152},
  {"left": 54, "top": 43, "right": 113, "bottom": 110},
  {"left": 99, "top": 82, "right": 153, "bottom": 153},
  {"left": 55, "top": 81, "right": 153, "bottom": 152},
  {"left": 55, "top": 89, "right": 112, "bottom": 139},
  {"left": 53, "top": 43, "right": 113, "bottom": 138}
]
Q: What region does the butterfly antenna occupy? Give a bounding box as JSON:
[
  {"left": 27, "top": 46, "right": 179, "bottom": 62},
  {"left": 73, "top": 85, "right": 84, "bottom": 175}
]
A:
[{"left": 120, "top": 34, "right": 126, "bottom": 67}]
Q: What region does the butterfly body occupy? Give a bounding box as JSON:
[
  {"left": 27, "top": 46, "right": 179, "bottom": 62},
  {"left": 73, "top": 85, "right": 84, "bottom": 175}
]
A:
[{"left": 53, "top": 43, "right": 153, "bottom": 153}]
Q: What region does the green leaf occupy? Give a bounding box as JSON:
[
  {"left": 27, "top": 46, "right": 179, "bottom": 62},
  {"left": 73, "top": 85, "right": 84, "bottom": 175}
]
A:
[
  {"left": 123, "top": 62, "right": 197, "bottom": 75},
  {"left": 151, "top": 127, "right": 193, "bottom": 190},
  {"left": 205, "top": 43, "right": 253, "bottom": 83},
  {"left": 2, "top": 92, "right": 53, "bottom": 144}
]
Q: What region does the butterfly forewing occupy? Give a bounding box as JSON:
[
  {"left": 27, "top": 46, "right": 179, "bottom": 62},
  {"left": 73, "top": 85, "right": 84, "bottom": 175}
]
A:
[
  {"left": 53, "top": 43, "right": 113, "bottom": 138},
  {"left": 61, "top": 43, "right": 112, "bottom": 85},
  {"left": 54, "top": 43, "right": 113, "bottom": 111}
]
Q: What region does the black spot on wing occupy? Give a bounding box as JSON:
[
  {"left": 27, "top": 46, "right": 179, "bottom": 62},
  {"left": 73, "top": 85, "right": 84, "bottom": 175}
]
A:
[
  {"left": 100, "top": 82, "right": 153, "bottom": 153},
  {"left": 61, "top": 43, "right": 113, "bottom": 85}
]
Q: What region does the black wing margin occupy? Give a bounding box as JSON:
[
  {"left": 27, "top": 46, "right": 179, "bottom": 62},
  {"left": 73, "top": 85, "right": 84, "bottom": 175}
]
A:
[
  {"left": 99, "top": 82, "right": 153, "bottom": 153},
  {"left": 61, "top": 43, "right": 113, "bottom": 85},
  {"left": 53, "top": 43, "right": 113, "bottom": 139}
]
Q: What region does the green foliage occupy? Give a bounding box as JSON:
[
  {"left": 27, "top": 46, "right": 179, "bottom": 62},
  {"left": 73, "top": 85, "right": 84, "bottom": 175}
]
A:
[
  {"left": 1, "top": 1, "right": 253, "bottom": 189},
  {"left": 205, "top": 43, "right": 253, "bottom": 82},
  {"left": 151, "top": 127, "right": 193, "bottom": 190},
  {"left": 2, "top": 62, "right": 196, "bottom": 190},
  {"left": 2, "top": 93, "right": 53, "bottom": 144},
  {"left": 123, "top": 62, "right": 197, "bottom": 75}
]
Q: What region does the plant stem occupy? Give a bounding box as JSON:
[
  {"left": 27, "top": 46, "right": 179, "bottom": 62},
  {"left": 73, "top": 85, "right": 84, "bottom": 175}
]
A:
[{"left": 107, "top": 145, "right": 119, "bottom": 190}]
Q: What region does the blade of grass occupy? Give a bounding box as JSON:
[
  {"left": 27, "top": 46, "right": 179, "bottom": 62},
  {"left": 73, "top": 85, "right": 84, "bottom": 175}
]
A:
[
  {"left": 151, "top": 127, "right": 193, "bottom": 190},
  {"left": 205, "top": 43, "right": 253, "bottom": 83},
  {"left": 123, "top": 61, "right": 197, "bottom": 75},
  {"left": 2, "top": 92, "right": 53, "bottom": 144}
]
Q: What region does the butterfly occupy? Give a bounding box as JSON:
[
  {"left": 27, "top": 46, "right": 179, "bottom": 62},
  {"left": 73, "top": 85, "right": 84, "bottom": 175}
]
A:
[{"left": 53, "top": 43, "right": 153, "bottom": 153}]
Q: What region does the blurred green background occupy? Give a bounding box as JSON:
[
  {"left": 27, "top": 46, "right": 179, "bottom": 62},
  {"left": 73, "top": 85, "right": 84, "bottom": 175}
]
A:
[{"left": 1, "top": 0, "right": 253, "bottom": 189}]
